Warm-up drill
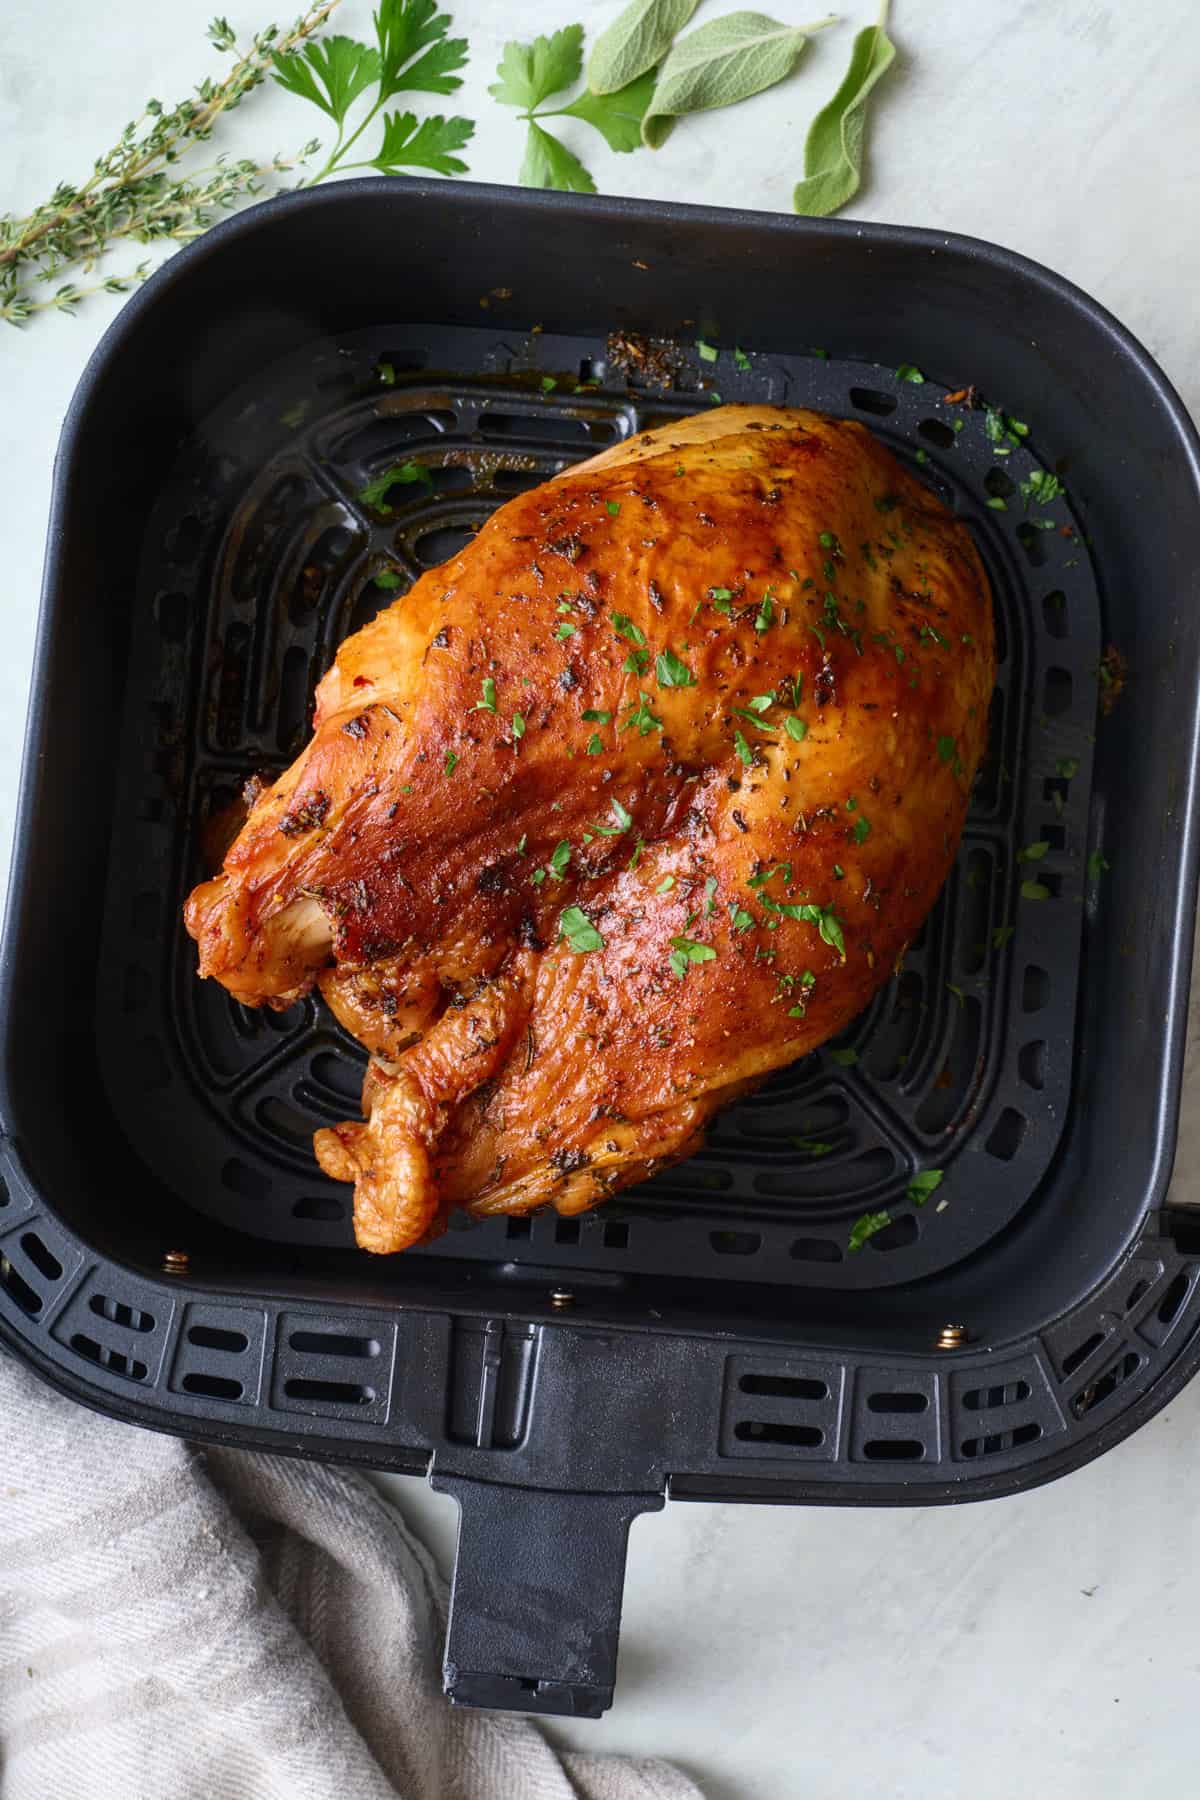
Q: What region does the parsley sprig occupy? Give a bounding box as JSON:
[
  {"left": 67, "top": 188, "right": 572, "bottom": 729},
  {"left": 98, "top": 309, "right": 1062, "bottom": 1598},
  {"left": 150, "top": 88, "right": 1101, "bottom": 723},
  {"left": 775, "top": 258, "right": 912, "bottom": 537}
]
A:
[
  {"left": 274, "top": 0, "right": 475, "bottom": 183},
  {"left": 491, "top": 26, "right": 655, "bottom": 193}
]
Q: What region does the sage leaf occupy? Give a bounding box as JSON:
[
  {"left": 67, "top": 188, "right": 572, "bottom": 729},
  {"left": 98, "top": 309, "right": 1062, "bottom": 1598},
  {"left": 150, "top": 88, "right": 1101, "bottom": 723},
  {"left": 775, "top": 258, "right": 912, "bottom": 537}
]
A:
[
  {"left": 793, "top": 2, "right": 896, "bottom": 218},
  {"left": 643, "top": 11, "right": 836, "bottom": 150},
  {"left": 520, "top": 120, "right": 597, "bottom": 192},
  {"left": 555, "top": 69, "right": 657, "bottom": 152},
  {"left": 588, "top": 0, "right": 701, "bottom": 95}
]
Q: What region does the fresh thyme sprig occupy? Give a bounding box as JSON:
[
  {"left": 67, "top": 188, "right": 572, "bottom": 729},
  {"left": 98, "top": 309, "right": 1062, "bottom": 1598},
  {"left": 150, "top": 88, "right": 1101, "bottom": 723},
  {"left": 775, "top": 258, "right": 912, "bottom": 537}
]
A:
[{"left": 0, "top": 3, "right": 340, "bottom": 327}]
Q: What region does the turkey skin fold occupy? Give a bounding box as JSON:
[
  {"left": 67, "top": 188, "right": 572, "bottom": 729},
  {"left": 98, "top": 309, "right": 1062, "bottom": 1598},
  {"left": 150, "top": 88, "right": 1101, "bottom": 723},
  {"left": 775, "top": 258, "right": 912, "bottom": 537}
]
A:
[{"left": 185, "top": 405, "right": 995, "bottom": 1253}]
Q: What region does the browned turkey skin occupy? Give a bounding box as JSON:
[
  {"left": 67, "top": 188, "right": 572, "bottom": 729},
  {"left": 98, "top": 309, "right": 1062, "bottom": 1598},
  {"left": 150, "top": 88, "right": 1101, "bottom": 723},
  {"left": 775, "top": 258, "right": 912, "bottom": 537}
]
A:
[{"left": 185, "top": 405, "right": 995, "bottom": 1252}]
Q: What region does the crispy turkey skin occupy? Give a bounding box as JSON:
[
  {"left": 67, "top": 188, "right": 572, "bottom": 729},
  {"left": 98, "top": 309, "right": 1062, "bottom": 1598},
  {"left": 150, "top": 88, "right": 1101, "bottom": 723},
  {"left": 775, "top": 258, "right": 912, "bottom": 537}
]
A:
[{"left": 185, "top": 405, "right": 995, "bottom": 1252}]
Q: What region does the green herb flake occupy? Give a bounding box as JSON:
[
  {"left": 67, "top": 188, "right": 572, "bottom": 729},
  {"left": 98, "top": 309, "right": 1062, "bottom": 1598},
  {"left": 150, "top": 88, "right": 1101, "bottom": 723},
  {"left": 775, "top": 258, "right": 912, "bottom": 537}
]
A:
[
  {"left": 560, "top": 904, "right": 605, "bottom": 954},
  {"left": 754, "top": 591, "right": 774, "bottom": 633},
  {"left": 784, "top": 715, "right": 808, "bottom": 742},
  {"left": 704, "top": 875, "right": 718, "bottom": 915},
  {"left": 655, "top": 647, "right": 696, "bottom": 688},
  {"left": 896, "top": 363, "right": 925, "bottom": 384},
  {"left": 585, "top": 731, "right": 603, "bottom": 755},
  {"left": 357, "top": 461, "right": 433, "bottom": 512},
  {"left": 376, "top": 362, "right": 396, "bottom": 387},
  {"left": 734, "top": 346, "right": 751, "bottom": 371},
  {"left": 696, "top": 339, "right": 718, "bottom": 363},
  {"left": 992, "top": 924, "right": 1015, "bottom": 949},
  {"left": 936, "top": 736, "right": 956, "bottom": 764},
  {"left": 374, "top": 569, "right": 404, "bottom": 590},
  {"left": 852, "top": 814, "right": 871, "bottom": 845},
  {"left": 612, "top": 612, "right": 646, "bottom": 647},
  {"left": 443, "top": 749, "right": 458, "bottom": 776},
  {"left": 628, "top": 837, "right": 644, "bottom": 870},
  {"left": 512, "top": 711, "right": 526, "bottom": 739},
  {"left": 793, "top": 1136, "right": 834, "bottom": 1156},
  {"left": 669, "top": 935, "right": 714, "bottom": 979},
  {"left": 1087, "top": 849, "right": 1111, "bottom": 879},
  {"left": 1056, "top": 756, "right": 1080, "bottom": 779},
  {"left": 541, "top": 375, "right": 557, "bottom": 393},
  {"left": 531, "top": 867, "right": 546, "bottom": 885},
  {"left": 621, "top": 691, "right": 663, "bottom": 736},
  {"left": 730, "top": 904, "right": 755, "bottom": 933},
  {"left": 907, "top": 1169, "right": 944, "bottom": 1207},
  {"left": 733, "top": 729, "right": 754, "bottom": 767},
  {"left": 1020, "top": 878, "right": 1050, "bottom": 901},
  {"left": 548, "top": 840, "right": 571, "bottom": 879},
  {"left": 848, "top": 1209, "right": 890, "bottom": 1252},
  {"left": 606, "top": 499, "right": 622, "bottom": 516},
  {"left": 516, "top": 834, "right": 528, "bottom": 855},
  {"left": 1017, "top": 840, "right": 1049, "bottom": 863},
  {"left": 582, "top": 708, "right": 611, "bottom": 723},
  {"left": 1020, "top": 469, "right": 1065, "bottom": 509},
  {"left": 829, "top": 1046, "right": 858, "bottom": 1066},
  {"left": 475, "top": 676, "right": 498, "bottom": 714},
  {"left": 986, "top": 496, "right": 1008, "bottom": 511},
  {"left": 656, "top": 875, "right": 675, "bottom": 894},
  {"left": 555, "top": 621, "right": 577, "bottom": 640}
]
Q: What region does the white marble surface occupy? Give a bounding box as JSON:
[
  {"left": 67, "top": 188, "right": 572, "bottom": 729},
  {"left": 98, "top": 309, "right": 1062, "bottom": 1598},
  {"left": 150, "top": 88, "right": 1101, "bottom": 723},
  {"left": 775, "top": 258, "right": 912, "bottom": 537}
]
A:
[{"left": 3, "top": 2, "right": 1200, "bottom": 1795}]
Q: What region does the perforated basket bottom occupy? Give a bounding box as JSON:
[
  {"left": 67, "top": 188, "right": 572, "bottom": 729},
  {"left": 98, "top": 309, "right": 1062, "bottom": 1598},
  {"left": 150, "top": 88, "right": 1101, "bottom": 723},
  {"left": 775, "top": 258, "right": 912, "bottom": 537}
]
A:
[{"left": 98, "top": 323, "right": 1101, "bottom": 1290}]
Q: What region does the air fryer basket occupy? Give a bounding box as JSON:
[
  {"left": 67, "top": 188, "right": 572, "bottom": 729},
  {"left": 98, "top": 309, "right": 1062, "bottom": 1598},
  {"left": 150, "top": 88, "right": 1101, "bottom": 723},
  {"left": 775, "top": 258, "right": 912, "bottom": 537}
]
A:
[{"left": 3, "top": 183, "right": 1200, "bottom": 1719}]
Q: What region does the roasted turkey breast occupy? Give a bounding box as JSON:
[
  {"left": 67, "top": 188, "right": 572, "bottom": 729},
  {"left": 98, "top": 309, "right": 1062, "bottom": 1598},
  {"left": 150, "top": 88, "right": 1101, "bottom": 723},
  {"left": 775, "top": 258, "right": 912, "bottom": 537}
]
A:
[{"left": 185, "top": 404, "right": 995, "bottom": 1252}]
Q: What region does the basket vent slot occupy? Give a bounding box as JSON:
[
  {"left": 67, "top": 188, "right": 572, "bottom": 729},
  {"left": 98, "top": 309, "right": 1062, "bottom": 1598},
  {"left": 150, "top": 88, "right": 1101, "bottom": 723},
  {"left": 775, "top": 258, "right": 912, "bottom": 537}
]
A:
[
  {"left": 0, "top": 1256, "right": 42, "bottom": 1317},
  {"left": 90, "top": 1294, "right": 155, "bottom": 1333},
  {"left": 1071, "top": 1348, "right": 1143, "bottom": 1418},
  {"left": 735, "top": 1420, "right": 823, "bottom": 1448},
  {"left": 69, "top": 1333, "right": 148, "bottom": 1382},
  {"left": 961, "top": 1422, "right": 1042, "bottom": 1458},
  {"left": 284, "top": 1377, "right": 374, "bottom": 1405}
]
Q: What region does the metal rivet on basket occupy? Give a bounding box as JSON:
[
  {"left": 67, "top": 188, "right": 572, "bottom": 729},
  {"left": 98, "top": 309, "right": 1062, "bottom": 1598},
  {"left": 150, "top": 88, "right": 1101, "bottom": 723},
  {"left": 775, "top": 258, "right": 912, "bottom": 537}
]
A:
[
  {"left": 550, "top": 1287, "right": 574, "bottom": 1309},
  {"left": 163, "top": 1249, "right": 190, "bottom": 1276},
  {"left": 936, "top": 1323, "right": 968, "bottom": 1350}
]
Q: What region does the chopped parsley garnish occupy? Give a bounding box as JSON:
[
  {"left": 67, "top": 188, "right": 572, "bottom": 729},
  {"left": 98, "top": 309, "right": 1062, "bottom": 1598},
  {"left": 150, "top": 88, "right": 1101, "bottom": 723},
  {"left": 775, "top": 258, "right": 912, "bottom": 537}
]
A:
[
  {"left": 669, "top": 935, "right": 716, "bottom": 978},
  {"left": 984, "top": 406, "right": 1029, "bottom": 452},
  {"left": 475, "top": 677, "right": 497, "bottom": 714},
  {"left": 848, "top": 1210, "right": 890, "bottom": 1251},
  {"left": 696, "top": 339, "right": 719, "bottom": 363},
  {"left": 582, "top": 708, "right": 611, "bottom": 723},
  {"left": 829, "top": 1046, "right": 859, "bottom": 1066},
  {"left": 709, "top": 392, "right": 722, "bottom": 405},
  {"left": 374, "top": 569, "right": 403, "bottom": 590},
  {"left": 612, "top": 612, "right": 646, "bottom": 647},
  {"left": 628, "top": 837, "right": 644, "bottom": 870},
  {"left": 621, "top": 692, "right": 663, "bottom": 736},
  {"left": 986, "top": 496, "right": 1008, "bottom": 511},
  {"left": 704, "top": 875, "right": 718, "bottom": 915},
  {"left": 832, "top": 863, "right": 844, "bottom": 879},
  {"left": 709, "top": 586, "right": 734, "bottom": 601},
  {"left": 547, "top": 840, "right": 571, "bottom": 879},
  {"left": 784, "top": 715, "right": 808, "bottom": 742},
  {"left": 729, "top": 904, "right": 755, "bottom": 933},
  {"left": 1020, "top": 470, "right": 1065, "bottom": 508},
  {"left": 852, "top": 814, "right": 871, "bottom": 844},
  {"left": 555, "top": 621, "right": 577, "bottom": 640},
  {"left": 896, "top": 363, "right": 925, "bottom": 384},
  {"left": 376, "top": 361, "right": 396, "bottom": 386},
  {"left": 512, "top": 711, "right": 526, "bottom": 739},
  {"left": 733, "top": 707, "right": 776, "bottom": 732},
  {"left": 1087, "top": 849, "right": 1111, "bottom": 879},
  {"left": 907, "top": 1170, "right": 944, "bottom": 1206},
  {"left": 1020, "top": 878, "right": 1050, "bottom": 900},
  {"left": 656, "top": 875, "right": 675, "bottom": 894},
  {"left": 609, "top": 798, "right": 633, "bottom": 833},
  {"left": 531, "top": 867, "right": 546, "bottom": 885},
  {"left": 656, "top": 647, "right": 696, "bottom": 688},
  {"left": 733, "top": 730, "right": 754, "bottom": 766},
  {"left": 936, "top": 735, "right": 957, "bottom": 764},
  {"left": 748, "top": 692, "right": 774, "bottom": 713},
  {"left": 560, "top": 905, "right": 605, "bottom": 954},
  {"left": 516, "top": 834, "right": 528, "bottom": 855},
  {"left": 754, "top": 591, "right": 775, "bottom": 632},
  {"left": 760, "top": 896, "right": 846, "bottom": 959},
  {"left": 585, "top": 732, "right": 603, "bottom": 754},
  {"left": 443, "top": 749, "right": 458, "bottom": 775},
  {"left": 920, "top": 625, "right": 951, "bottom": 647},
  {"left": 1017, "top": 840, "right": 1049, "bottom": 863},
  {"left": 541, "top": 375, "right": 557, "bottom": 393},
  {"left": 606, "top": 499, "right": 621, "bottom": 516},
  {"left": 818, "top": 531, "right": 838, "bottom": 551},
  {"left": 623, "top": 648, "right": 650, "bottom": 674},
  {"left": 734, "top": 346, "right": 751, "bottom": 371},
  {"left": 356, "top": 461, "right": 433, "bottom": 512}
]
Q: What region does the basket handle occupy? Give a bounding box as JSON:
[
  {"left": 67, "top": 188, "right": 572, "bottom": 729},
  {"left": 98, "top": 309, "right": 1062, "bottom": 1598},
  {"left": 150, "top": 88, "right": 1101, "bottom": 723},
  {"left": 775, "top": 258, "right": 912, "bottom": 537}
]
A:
[{"left": 432, "top": 1474, "right": 663, "bottom": 1717}]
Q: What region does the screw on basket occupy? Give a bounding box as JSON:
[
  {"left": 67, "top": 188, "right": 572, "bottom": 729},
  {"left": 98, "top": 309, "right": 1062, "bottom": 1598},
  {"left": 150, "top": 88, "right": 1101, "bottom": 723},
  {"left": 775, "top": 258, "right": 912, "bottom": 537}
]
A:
[
  {"left": 162, "top": 1249, "right": 190, "bottom": 1276},
  {"left": 936, "top": 1322, "right": 969, "bottom": 1350},
  {"left": 550, "top": 1287, "right": 574, "bottom": 1309}
]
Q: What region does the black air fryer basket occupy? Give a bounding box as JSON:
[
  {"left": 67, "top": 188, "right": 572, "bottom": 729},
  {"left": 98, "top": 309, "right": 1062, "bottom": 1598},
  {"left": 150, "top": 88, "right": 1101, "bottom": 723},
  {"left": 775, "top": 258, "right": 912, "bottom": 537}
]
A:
[{"left": 4, "top": 182, "right": 1200, "bottom": 1718}]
